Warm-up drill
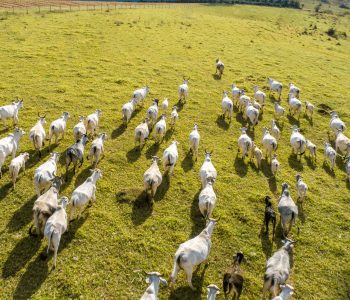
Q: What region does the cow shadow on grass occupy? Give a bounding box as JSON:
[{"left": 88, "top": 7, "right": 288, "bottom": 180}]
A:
[
  {"left": 13, "top": 216, "right": 87, "bottom": 299},
  {"left": 0, "top": 182, "right": 13, "bottom": 200},
  {"left": 13, "top": 254, "right": 48, "bottom": 299},
  {"left": 174, "top": 100, "right": 185, "bottom": 113},
  {"left": 126, "top": 147, "right": 142, "bottom": 163},
  {"left": 259, "top": 221, "right": 274, "bottom": 259},
  {"left": 2, "top": 235, "right": 41, "bottom": 279},
  {"left": 111, "top": 123, "right": 126, "bottom": 140},
  {"left": 288, "top": 155, "right": 304, "bottom": 172},
  {"left": 145, "top": 142, "right": 160, "bottom": 159},
  {"left": 235, "top": 112, "right": 246, "bottom": 127},
  {"left": 234, "top": 156, "right": 248, "bottom": 178},
  {"left": 322, "top": 162, "right": 335, "bottom": 177},
  {"left": 190, "top": 189, "right": 205, "bottom": 239},
  {"left": 305, "top": 156, "right": 317, "bottom": 170},
  {"left": 181, "top": 151, "right": 194, "bottom": 173},
  {"left": 169, "top": 264, "right": 208, "bottom": 300},
  {"left": 215, "top": 115, "right": 230, "bottom": 131},
  {"left": 6, "top": 194, "right": 37, "bottom": 232},
  {"left": 116, "top": 189, "right": 154, "bottom": 225},
  {"left": 297, "top": 201, "right": 306, "bottom": 224},
  {"left": 212, "top": 73, "right": 221, "bottom": 80},
  {"left": 74, "top": 166, "right": 92, "bottom": 187},
  {"left": 164, "top": 128, "right": 174, "bottom": 141},
  {"left": 287, "top": 114, "right": 300, "bottom": 127},
  {"left": 154, "top": 175, "right": 170, "bottom": 202}
]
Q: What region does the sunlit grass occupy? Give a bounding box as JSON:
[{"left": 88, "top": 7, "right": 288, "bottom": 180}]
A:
[{"left": 0, "top": 5, "right": 349, "bottom": 299}]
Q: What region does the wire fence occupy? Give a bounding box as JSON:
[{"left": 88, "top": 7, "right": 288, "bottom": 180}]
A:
[{"left": 0, "top": 0, "right": 199, "bottom": 13}]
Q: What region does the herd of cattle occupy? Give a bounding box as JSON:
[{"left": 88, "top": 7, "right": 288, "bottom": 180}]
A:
[{"left": 0, "top": 58, "right": 349, "bottom": 299}]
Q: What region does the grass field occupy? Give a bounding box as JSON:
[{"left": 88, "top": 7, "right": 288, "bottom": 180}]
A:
[{"left": 0, "top": 4, "right": 349, "bottom": 299}]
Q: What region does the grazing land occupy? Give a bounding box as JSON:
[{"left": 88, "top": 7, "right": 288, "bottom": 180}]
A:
[{"left": 0, "top": 4, "right": 349, "bottom": 299}]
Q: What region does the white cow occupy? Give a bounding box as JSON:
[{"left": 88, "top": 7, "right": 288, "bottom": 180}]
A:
[
  {"left": 170, "top": 106, "right": 179, "bottom": 129},
  {"left": 154, "top": 115, "right": 166, "bottom": 143},
  {"left": 198, "top": 179, "right": 217, "bottom": 219},
  {"left": 9, "top": 152, "right": 29, "bottom": 188},
  {"left": 238, "top": 127, "right": 252, "bottom": 159},
  {"left": 271, "top": 154, "right": 280, "bottom": 176},
  {"left": 0, "top": 128, "right": 25, "bottom": 178},
  {"left": 267, "top": 78, "right": 282, "bottom": 99},
  {"left": 48, "top": 112, "right": 70, "bottom": 147},
  {"left": 161, "top": 98, "right": 169, "bottom": 114},
  {"left": 221, "top": 91, "right": 233, "bottom": 121},
  {"left": 271, "top": 120, "right": 281, "bottom": 140},
  {"left": 135, "top": 119, "right": 151, "bottom": 148},
  {"left": 29, "top": 113, "right": 46, "bottom": 157},
  {"left": 147, "top": 100, "right": 159, "bottom": 127},
  {"left": 86, "top": 109, "right": 102, "bottom": 136},
  {"left": 231, "top": 83, "right": 241, "bottom": 105},
  {"left": 335, "top": 130, "right": 350, "bottom": 156},
  {"left": 189, "top": 124, "right": 200, "bottom": 160},
  {"left": 162, "top": 141, "right": 179, "bottom": 175},
  {"left": 207, "top": 284, "right": 220, "bottom": 300},
  {"left": 143, "top": 156, "right": 162, "bottom": 202},
  {"left": 73, "top": 116, "right": 86, "bottom": 140},
  {"left": 33, "top": 152, "right": 60, "bottom": 197},
  {"left": 70, "top": 169, "right": 103, "bottom": 221},
  {"left": 44, "top": 196, "right": 69, "bottom": 268},
  {"left": 170, "top": 218, "right": 218, "bottom": 290},
  {"left": 262, "top": 127, "right": 278, "bottom": 160},
  {"left": 324, "top": 142, "right": 336, "bottom": 171},
  {"left": 133, "top": 86, "right": 149, "bottom": 107},
  {"left": 329, "top": 112, "right": 346, "bottom": 135},
  {"left": 274, "top": 102, "right": 285, "bottom": 120},
  {"left": 288, "top": 83, "right": 300, "bottom": 97},
  {"left": 178, "top": 78, "right": 189, "bottom": 103},
  {"left": 290, "top": 126, "right": 306, "bottom": 156},
  {"left": 253, "top": 85, "right": 266, "bottom": 109},
  {"left": 88, "top": 133, "right": 107, "bottom": 168},
  {"left": 288, "top": 94, "right": 302, "bottom": 119},
  {"left": 122, "top": 98, "right": 138, "bottom": 126},
  {"left": 0, "top": 99, "right": 23, "bottom": 127},
  {"left": 215, "top": 58, "right": 224, "bottom": 77},
  {"left": 272, "top": 284, "right": 294, "bottom": 300},
  {"left": 296, "top": 174, "right": 308, "bottom": 202},
  {"left": 140, "top": 272, "right": 167, "bottom": 300},
  {"left": 200, "top": 150, "right": 217, "bottom": 188}
]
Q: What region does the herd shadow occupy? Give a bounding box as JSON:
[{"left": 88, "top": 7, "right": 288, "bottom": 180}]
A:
[
  {"left": 6, "top": 195, "right": 37, "bottom": 232},
  {"left": 181, "top": 151, "right": 194, "bottom": 173},
  {"left": 259, "top": 221, "right": 274, "bottom": 259},
  {"left": 234, "top": 155, "right": 248, "bottom": 178},
  {"left": 10, "top": 215, "right": 87, "bottom": 299},
  {"left": 305, "top": 156, "right": 317, "bottom": 170},
  {"left": 111, "top": 123, "right": 126, "bottom": 139},
  {"left": 288, "top": 154, "right": 304, "bottom": 172},
  {"left": 322, "top": 161, "right": 335, "bottom": 177},
  {"left": 215, "top": 115, "right": 230, "bottom": 131},
  {"left": 145, "top": 142, "right": 160, "bottom": 159},
  {"left": 297, "top": 201, "right": 306, "bottom": 224},
  {"left": 0, "top": 182, "right": 13, "bottom": 200},
  {"left": 154, "top": 176, "right": 170, "bottom": 202},
  {"left": 286, "top": 114, "right": 300, "bottom": 127},
  {"left": 126, "top": 147, "right": 142, "bottom": 163},
  {"left": 2, "top": 235, "right": 41, "bottom": 279}
]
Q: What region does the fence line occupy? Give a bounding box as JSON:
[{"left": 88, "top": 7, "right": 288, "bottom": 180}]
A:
[{"left": 0, "top": 0, "right": 200, "bottom": 13}]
